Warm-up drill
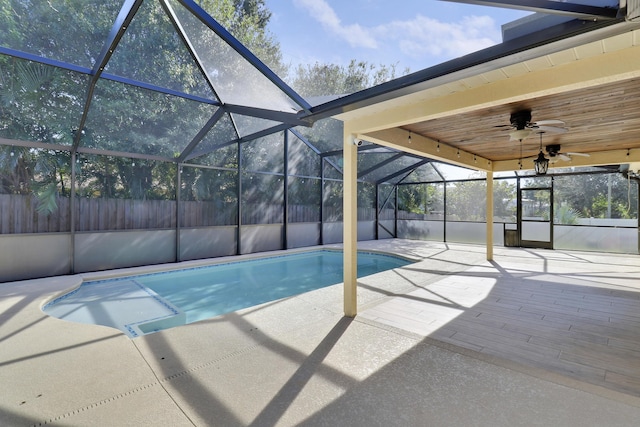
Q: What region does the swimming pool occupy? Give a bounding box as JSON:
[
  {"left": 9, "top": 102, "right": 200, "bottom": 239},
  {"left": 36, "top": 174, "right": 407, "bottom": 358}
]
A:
[{"left": 43, "top": 250, "right": 412, "bottom": 337}]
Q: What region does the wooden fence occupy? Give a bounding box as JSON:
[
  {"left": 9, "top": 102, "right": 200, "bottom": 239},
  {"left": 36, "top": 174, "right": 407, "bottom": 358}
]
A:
[
  {"left": 397, "top": 210, "right": 444, "bottom": 220},
  {"left": 0, "top": 194, "right": 71, "bottom": 234},
  {"left": 76, "top": 198, "right": 176, "bottom": 231},
  {"left": 2, "top": 194, "right": 378, "bottom": 233}
]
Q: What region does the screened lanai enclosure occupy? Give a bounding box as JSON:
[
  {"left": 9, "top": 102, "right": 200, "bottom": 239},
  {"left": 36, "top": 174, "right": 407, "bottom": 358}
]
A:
[{"left": 2, "top": 0, "right": 640, "bottom": 282}]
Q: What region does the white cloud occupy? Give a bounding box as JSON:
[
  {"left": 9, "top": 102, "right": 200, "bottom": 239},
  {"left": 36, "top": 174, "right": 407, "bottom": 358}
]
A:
[
  {"left": 292, "top": 0, "right": 503, "bottom": 67},
  {"left": 293, "top": 0, "right": 378, "bottom": 49},
  {"left": 377, "top": 14, "right": 500, "bottom": 60}
]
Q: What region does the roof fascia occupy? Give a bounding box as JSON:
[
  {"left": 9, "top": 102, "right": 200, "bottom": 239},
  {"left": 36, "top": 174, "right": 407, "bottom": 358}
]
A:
[
  {"left": 440, "top": 1, "right": 619, "bottom": 20},
  {"left": 304, "top": 16, "right": 631, "bottom": 122}
]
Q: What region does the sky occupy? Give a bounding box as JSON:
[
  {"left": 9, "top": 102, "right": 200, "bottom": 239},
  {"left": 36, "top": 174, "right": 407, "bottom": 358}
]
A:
[{"left": 266, "top": 0, "right": 530, "bottom": 75}]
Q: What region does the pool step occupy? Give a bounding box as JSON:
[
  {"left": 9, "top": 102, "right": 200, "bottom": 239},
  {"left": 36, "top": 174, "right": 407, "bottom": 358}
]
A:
[
  {"left": 131, "top": 312, "right": 187, "bottom": 336},
  {"left": 44, "top": 279, "right": 185, "bottom": 338}
]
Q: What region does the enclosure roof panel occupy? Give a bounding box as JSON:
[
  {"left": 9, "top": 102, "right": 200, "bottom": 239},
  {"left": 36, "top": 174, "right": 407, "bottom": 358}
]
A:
[
  {"left": 104, "top": 0, "right": 216, "bottom": 100},
  {"left": 167, "top": 0, "right": 309, "bottom": 114},
  {"left": 80, "top": 79, "right": 217, "bottom": 158},
  {"left": 1, "top": 0, "right": 633, "bottom": 180},
  {"left": 0, "top": 1, "right": 123, "bottom": 69}
]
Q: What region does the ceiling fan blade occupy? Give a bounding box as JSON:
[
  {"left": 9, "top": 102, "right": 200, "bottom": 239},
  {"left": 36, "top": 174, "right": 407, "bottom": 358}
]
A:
[
  {"left": 558, "top": 154, "right": 572, "bottom": 162},
  {"left": 537, "top": 126, "right": 567, "bottom": 134},
  {"left": 535, "top": 120, "right": 565, "bottom": 126},
  {"left": 565, "top": 152, "right": 590, "bottom": 157}
]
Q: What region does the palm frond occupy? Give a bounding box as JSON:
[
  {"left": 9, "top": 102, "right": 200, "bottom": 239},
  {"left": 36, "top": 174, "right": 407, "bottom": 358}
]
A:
[
  {"left": 0, "top": 68, "right": 16, "bottom": 106},
  {"left": 16, "top": 61, "right": 56, "bottom": 93},
  {"left": 35, "top": 182, "right": 59, "bottom": 215}
]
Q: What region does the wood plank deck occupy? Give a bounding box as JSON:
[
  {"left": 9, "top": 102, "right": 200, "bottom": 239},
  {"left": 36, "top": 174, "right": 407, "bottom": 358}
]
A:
[{"left": 360, "top": 245, "right": 640, "bottom": 397}]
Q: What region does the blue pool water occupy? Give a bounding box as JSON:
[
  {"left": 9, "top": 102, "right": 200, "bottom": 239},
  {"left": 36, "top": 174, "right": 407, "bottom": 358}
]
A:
[{"left": 44, "top": 250, "right": 412, "bottom": 337}]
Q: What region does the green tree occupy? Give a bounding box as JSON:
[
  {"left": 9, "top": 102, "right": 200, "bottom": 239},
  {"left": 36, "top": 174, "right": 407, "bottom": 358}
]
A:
[
  {"left": 555, "top": 174, "right": 637, "bottom": 219},
  {"left": 0, "top": 0, "right": 285, "bottom": 213},
  {"left": 447, "top": 181, "right": 487, "bottom": 221},
  {"left": 398, "top": 183, "right": 441, "bottom": 215},
  {"left": 492, "top": 180, "right": 517, "bottom": 221},
  {"left": 555, "top": 202, "right": 580, "bottom": 224},
  {"left": 292, "top": 60, "right": 409, "bottom": 98},
  {"left": 198, "top": 0, "right": 286, "bottom": 75}
]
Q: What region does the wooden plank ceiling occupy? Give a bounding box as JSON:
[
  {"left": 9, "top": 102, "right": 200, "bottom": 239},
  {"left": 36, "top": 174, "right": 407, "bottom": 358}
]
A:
[
  {"left": 401, "top": 76, "right": 640, "bottom": 163},
  {"left": 335, "top": 21, "right": 640, "bottom": 174}
]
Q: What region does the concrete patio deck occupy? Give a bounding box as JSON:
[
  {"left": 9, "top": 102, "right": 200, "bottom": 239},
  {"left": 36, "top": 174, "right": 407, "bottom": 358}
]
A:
[{"left": 2, "top": 240, "right": 640, "bottom": 426}]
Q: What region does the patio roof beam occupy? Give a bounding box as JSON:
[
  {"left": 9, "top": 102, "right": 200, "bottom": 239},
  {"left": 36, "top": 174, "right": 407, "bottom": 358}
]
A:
[
  {"left": 493, "top": 148, "right": 640, "bottom": 172},
  {"left": 92, "top": 0, "right": 143, "bottom": 78},
  {"left": 440, "top": 0, "right": 619, "bottom": 20},
  {"left": 320, "top": 144, "right": 398, "bottom": 159},
  {"left": 431, "top": 164, "right": 446, "bottom": 181},
  {"left": 363, "top": 129, "right": 491, "bottom": 172},
  {"left": 0, "top": 46, "right": 91, "bottom": 74},
  {"left": 320, "top": 149, "right": 343, "bottom": 158}
]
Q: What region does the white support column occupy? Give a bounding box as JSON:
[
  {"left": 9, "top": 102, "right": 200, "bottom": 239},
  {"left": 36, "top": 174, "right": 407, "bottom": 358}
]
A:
[
  {"left": 343, "top": 130, "right": 358, "bottom": 317},
  {"left": 486, "top": 170, "right": 494, "bottom": 261}
]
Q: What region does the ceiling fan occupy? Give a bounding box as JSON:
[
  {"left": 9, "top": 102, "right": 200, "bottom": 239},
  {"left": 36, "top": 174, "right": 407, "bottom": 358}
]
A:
[
  {"left": 521, "top": 133, "right": 590, "bottom": 175},
  {"left": 498, "top": 110, "right": 567, "bottom": 141},
  {"left": 545, "top": 144, "right": 590, "bottom": 163}
]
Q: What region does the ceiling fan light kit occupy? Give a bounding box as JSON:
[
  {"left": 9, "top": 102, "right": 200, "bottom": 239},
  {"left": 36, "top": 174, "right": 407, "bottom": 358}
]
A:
[
  {"left": 509, "top": 128, "right": 532, "bottom": 141},
  {"left": 502, "top": 110, "right": 590, "bottom": 174},
  {"left": 534, "top": 132, "right": 550, "bottom": 175},
  {"left": 534, "top": 150, "right": 549, "bottom": 175}
]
